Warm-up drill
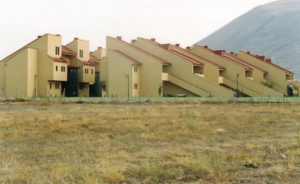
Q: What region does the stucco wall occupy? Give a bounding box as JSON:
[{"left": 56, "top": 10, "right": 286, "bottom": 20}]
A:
[
  {"left": 133, "top": 38, "right": 235, "bottom": 97},
  {"left": 191, "top": 46, "right": 283, "bottom": 97},
  {"left": 27, "top": 48, "right": 38, "bottom": 97},
  {"left": 5, "top": 48, "right": 28, "bottom": 98},
  {"left": 237, "top": 51, "right": 290, "bottom": 94},
  {"left": 169, "top": 46, "right": 221, "bottom": 84},
  {"left": 107, "top": 50, "right": 133, "bottom": 97},
  {"left": 106, "top": 37, "right": 163, "bottom": 97}
]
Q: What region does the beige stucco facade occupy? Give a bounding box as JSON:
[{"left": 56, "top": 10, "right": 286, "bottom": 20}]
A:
[
  {"left": 99, "top": 36, "right": 299, "bottom": 98},
  {"left": 132, "top": 38, "right": 236, "bottom": 97},
  {"left": 190, "top": 46, "right": 284, "bottom": 97},
  {"left": 1, "top": 34, "right": 298, "bottom": 98},
  {"left": 0, "top": 34, "right": 68, "bottom": 98},
  {"left": 0, "top": 34, "right": 102, "bottom": 98},
  {"left": 236, "top": 51, "right": 296, "bottom": 95}
]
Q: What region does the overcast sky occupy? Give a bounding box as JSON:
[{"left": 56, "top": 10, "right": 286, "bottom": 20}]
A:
[{"left": 0, "top": 0, "right": 276, "bottom": 59}]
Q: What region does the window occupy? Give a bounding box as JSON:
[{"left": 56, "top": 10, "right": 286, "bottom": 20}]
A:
[
  {"left": 134, "top": 66, "right": 138, "bottom": 72},
  {"left": 55, "top": 46, "right": 60, "bottom": 55},
  {"left": 56, "top": 65, "right": 58, "bottom": 71},
  {"left": 55, "top": 83, "right": 59, "bottom": 89},
  {"left": 50, "top": 83, "right": 52, "bottom": 89},
  {"left": 245, "top": 71, "right": 253, "bottom": 79},
  {"left": 193, "top": 66, "right": 204, "bottom": 75},
  {"left": 85, "top": 68, "right": 89, "bottom": 74},
  {"left": 79, "top": 83, "right": 85, "bottom": 89},
  {"left": 134, "top": 83, "right": 138, "bottom": 89},
  {"left": 79, "top": 50, "right": 83, "bottom": 58},
  {"left": 91, "top": 69, "right": 93, "bottom": 74},
  {"left": 61, "top": 66, "right": 65, "bottom": 72}
]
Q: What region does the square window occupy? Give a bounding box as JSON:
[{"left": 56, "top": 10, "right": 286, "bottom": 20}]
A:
[
  {"left": 61, "top": 66, "right": 65, "bottom": 72},
  {"left": 55, "top": 83, "right": 60, "bottom": 89},
  {"left": 56, "top": 65, "right": 58, "bottom": 71},
  {"left": 134, "top": 83, "right": 138, "bottom": 89},
  {"left": 134, "top": 66, "right": 138, "bottom": 72},
  {"left": 50, "top": 83, "right": 52, "bottom": 89}
]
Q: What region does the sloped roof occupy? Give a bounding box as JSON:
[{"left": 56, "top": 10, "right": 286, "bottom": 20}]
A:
[
  {"left": 48, "top": 55, "right": 68, "bottom": 63},
  {"left": 78, "top": 58, "right": 96, "bottom": 66},
  {"left": 113, "top": 50, "right": 142, "bottom": 65},
  {"left": 227, "top": 53, "right": 268, "bottom": 74},
  {"left": 138, "top": 38, "right": 205, "bottom": 66},
  {"left": 170, "top": 49, "right": 204, "bottom": 66},
  {"left": 170, "top": 45, "right": 225, "bottom": 69},
  {"left": 244, "top": 51, "right": 293, "bottom": 74},
  {"left": 62, "top": 46, "right": 75, "bottom": 56},
  {"left": 89, "top": 53, "right": 100, "bottom": 63},
  {"left": 196, "top": 46, "right": 253, "bottom": 71},
  {"left": 109, "top": 36, "right": 171, "bottom": 65}
]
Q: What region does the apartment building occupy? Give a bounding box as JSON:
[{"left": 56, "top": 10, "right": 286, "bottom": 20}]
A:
[
  {"left": 190, "top": 46, "right": 285, "bottom": 97},
  {"left": 1, "top": 34, "right": 298, "bottom": 98},
  {"left": 100, "top": 36, "right": 172, "bottom": 98},
  {"left": 101, "top": 36, "right": 234, "bottom": 97},
  {"left": 0, "top": 34, "right": 104, "bottom": 98},
  {"left": 101, "top": 36, "right": 299, "bottom": 98},
  {"left": 236, "top": 51, "right": 298, "bottom": 96}
]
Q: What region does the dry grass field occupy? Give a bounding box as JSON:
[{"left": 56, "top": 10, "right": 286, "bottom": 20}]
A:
[{"left": 0, "top": 101, "right": 299, "bottom": 183}]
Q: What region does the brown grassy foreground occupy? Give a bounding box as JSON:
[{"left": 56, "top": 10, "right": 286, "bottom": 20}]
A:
[{"left": 0, "top": 101, "right": 299, "bottom": 183}]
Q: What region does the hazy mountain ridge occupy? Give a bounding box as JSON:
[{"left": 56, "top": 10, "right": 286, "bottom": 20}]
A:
[{"left": 196, "top": 0, "right": 300, "bottom": 79}]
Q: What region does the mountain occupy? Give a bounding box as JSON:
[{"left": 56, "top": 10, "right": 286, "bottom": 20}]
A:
[{"left": 196, "top": 0, "right": 300, "bottom": 79}]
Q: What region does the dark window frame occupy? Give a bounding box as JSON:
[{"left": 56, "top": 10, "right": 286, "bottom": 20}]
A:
[
  {"left": 55, "top": 46, "right": 60, "bottom": 55},
  {"left": 55, "top": 83, "right": 60, "bottom": 89},
  {"left": 79, "top": 50, "right": 83, "bottom": 58}
]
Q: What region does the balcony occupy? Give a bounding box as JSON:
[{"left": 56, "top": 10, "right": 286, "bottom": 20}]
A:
[
  {"left": 218, "top": 76, "right": 224, "bottom": 84},
  {"left": 162, "top": 73, "right": 169, "bottom": 81}
]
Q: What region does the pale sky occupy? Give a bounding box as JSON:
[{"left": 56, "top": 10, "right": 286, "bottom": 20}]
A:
[{"left": 0, "top": 0, "right": 276, "bottom": 59}]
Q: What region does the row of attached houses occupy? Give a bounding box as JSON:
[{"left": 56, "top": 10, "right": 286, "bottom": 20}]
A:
[
  {"left": 0, "top": 34, "right": 105, "bottom": 98},
  {"left": 100, "top": 36, "right": 299, "bottom": 98},
  {"left": 0, "top": 34, "right": 299, "bottom": 98}
]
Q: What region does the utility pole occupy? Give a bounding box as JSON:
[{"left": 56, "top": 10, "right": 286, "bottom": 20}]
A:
[
  {"left": 236, "top": 73, "right": 239, "bottom": 99},
  {"left": 124, "top": 74, "right": 129, "bottom": 100},
  {"left": 34, "top": 74, "right": 38, "bottom": 99}
]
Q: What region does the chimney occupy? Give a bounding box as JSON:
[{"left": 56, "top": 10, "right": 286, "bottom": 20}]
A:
[
  {"left": 214, "top": 50, "right": 225, "bottom": 56},
  {"left": 230, "top": 52, "right": 234, "bottom": 55},
  {"left": 97, "top": 46, "right": 102, "bottom": 50},
  {"left": 55, "top": 34, "right": 61, "bottom": 36},
  {"left": 266, "top": 59, "right": 272, "bottom": 63},
  {"left": 204, "top": 46, "right": 208, "bottom": 49},
  {"left": 116, "top": 36, "right": 122, "bottom": 40},
  {"left": 186, "top": 46, "right": 191, "bottom": 50},
  {"left": 131, "top": 39, "right": 136, "bottom": 43},
  {"left": 246, "top": 51, "right": 251, "bottom": 54},
  {"left": 150, "top": 38, "right": 156, "bottom": 42},
  {"left": 37, "top": 35, "right": 42, "bottom": 38},
  {"left": 175, "top": 44, "right": 180, "bottom": 47},
  {"left": 74, "top": 37, "right": 78, "bottom": 40}
]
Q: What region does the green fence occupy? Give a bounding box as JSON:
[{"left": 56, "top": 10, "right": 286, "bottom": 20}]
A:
[
  {"left": 2, "top": 96, "right": 300, "bottom": 103},
  {"left": 46, "top": 96, "right": 300, "bottom": 103}
]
